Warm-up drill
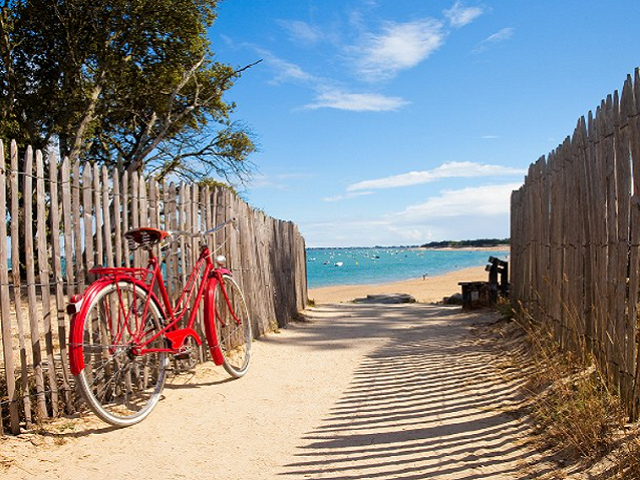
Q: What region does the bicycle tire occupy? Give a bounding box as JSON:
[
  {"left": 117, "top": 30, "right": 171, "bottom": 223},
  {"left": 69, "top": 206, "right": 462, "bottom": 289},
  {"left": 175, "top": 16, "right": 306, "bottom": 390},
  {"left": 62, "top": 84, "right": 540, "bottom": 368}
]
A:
[
  {"left": 74, "top": 281, "right": 168, "bottom": 426},
  {"left": 214, "top": 274, "right": 252, "bottom": 378}
]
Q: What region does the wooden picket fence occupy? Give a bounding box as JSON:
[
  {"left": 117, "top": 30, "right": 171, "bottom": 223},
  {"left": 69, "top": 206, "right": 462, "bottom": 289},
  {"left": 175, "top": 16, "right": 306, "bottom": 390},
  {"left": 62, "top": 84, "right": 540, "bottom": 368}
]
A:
[
  {"left": 0, "top": 140, "right": 308, "bottom": 434},
  {"left": 511, "top": 68, "right": 640, "bottom": 417}
]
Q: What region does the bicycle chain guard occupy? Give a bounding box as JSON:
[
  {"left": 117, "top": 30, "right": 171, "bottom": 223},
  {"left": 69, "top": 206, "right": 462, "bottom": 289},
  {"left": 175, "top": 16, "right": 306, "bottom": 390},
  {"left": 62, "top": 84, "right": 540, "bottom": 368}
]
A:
[{"left": 165, "top": 328, "right": 202, "bottom": 352}]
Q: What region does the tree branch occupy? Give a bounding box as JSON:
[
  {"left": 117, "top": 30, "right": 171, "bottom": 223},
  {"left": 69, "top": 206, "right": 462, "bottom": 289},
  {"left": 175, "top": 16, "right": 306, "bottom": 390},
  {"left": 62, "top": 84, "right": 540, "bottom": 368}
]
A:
[
  {"left": 126, "top": 58, "right": 262, "bottom": 173},
  {"left": 68, "top": 68, "right": 107, "bottom": 161}
]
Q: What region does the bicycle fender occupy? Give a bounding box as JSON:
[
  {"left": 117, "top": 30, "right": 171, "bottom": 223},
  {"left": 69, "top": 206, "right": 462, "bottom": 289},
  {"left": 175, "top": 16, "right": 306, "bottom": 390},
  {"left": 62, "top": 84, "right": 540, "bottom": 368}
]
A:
[
  {"left": 69, "top": 279, "right": 112, "bottom": 376},
  {"left": 68, "top": 279, "right": 159, "bottom": 376},
  {"left": 203, "top": 279, "right": 225, "bottom": 366}
]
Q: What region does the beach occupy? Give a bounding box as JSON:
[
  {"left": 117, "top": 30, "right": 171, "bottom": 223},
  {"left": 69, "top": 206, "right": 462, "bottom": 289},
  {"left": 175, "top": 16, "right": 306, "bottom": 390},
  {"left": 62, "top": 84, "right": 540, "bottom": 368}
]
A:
[
  {"left": 308, "top": 265, "right": 488, "bottom": 304},
  {"left": 1, "top": 293, "right": 544, "bottom": 480},
  {"left": 1, "top": 258, "right": 545, "bottom": 480}
]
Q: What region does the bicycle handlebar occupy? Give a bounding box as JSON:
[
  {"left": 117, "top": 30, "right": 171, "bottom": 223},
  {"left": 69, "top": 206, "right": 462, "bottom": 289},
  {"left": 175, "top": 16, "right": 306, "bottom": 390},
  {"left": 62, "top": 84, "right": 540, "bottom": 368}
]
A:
[
  {"left": 203, "top": 217, "right": 237, "bottom": 236},
  {"left": 164, "top": 217, "right": 237, "bottom": 241}
]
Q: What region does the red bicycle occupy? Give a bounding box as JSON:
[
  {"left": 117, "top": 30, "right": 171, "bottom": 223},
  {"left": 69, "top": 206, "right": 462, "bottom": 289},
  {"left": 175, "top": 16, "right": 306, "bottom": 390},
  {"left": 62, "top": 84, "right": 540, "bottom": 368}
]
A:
[{"left": 67, "top": 219, "right": 252, "bottom": 427}]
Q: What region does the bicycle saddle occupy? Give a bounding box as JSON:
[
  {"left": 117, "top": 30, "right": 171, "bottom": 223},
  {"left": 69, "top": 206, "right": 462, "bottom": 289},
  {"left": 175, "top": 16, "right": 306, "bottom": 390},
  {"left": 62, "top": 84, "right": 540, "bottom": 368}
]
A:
[{"left": 124, "top": 227, "right": 169, "bottom": 249}]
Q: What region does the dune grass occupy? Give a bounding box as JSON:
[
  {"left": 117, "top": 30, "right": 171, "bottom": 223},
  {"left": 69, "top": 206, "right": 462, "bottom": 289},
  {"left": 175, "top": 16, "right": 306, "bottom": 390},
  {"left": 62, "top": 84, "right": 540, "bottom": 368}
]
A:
[{"left": 494, "top": 299, "right": 640, "bottom": 479}]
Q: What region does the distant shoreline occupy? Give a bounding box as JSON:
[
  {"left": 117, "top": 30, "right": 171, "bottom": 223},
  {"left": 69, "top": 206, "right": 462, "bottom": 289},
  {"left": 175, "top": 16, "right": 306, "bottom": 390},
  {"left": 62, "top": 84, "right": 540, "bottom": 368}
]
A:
[
  {"left": 419, "top": 244, "right": 510, "bottom": 252},
  {"left": 307, "top": 245, "right": 510, "bottom": 251}
]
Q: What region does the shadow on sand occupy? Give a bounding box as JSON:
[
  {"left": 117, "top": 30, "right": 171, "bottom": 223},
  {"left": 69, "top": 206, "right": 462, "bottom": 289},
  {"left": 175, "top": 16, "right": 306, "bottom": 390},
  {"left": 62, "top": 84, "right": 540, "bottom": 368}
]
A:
[{"left": 279, "top": 303, "right": 550, "bottom": 480}]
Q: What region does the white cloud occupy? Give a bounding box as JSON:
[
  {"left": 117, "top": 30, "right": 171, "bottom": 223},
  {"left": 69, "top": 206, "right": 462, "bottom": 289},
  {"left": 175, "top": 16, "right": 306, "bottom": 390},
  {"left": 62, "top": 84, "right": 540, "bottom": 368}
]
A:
[
  {"left": 305, "top": 90, "right": 410, "bottom": 112},
  {"left": 300, "top": 183, "right": 519, "bottom": 246},
  {"left": 348, "top": 161, "right": 526, "bottom": 191},
  {"left": 251, "top": 172, "right": 315, "bottom": 190},
  {"left": 396, "top": 183, "right": 521, "bottom": 220},
  {"left": 220, "top": 34, "right": 235, "bottom": 48},
  {"left": 253, "top": 48, "right": 317, "bottom": 84},
  {"left": 444, "top": 1, "right": 484, "bottom": 28},
  {"left": 278, "top": 20, "right": 325, "bottom": 44},
  {"left": 299, "top": 183, "right": 520, "bottom": 246},
  {"left": 354, "top": 19, "right": 445, "bottom": 81},
  {"left": 250, "top": 7, "right": 491, "bottom": 113},
  {"left": 254, "top": 48, "right": 408, "bottom": 112},
  {"left": 473, "top": 27, "right": 515, "bottom": 53},
  {"left": 301, "top": 218, "right": 392, "bottom": 247},
  {"left": 486, "top": 28, "right": 515, "bottom": 43},
  {"left": 323, "top": 191, "right": 374, "bottom": 202}
]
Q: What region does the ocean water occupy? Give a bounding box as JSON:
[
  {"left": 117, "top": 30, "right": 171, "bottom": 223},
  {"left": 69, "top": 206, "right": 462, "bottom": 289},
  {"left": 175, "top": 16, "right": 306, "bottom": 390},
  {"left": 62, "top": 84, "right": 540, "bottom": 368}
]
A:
[{"left": 306, "top": 248, "right": 508, "bottom": 289}]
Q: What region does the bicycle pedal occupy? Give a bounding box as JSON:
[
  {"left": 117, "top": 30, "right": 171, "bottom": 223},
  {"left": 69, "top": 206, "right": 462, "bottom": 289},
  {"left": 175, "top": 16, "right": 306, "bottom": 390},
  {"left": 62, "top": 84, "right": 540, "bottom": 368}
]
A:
[{"left": 173, "top": 351, "right": 191, "bottom": 360}]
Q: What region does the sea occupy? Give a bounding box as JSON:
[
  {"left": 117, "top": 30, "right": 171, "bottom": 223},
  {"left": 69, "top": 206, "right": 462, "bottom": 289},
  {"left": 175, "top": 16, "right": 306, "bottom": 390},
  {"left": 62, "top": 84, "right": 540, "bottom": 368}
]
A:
[{"left": 306, "top": 247, "right": 509, "bottom": 289}]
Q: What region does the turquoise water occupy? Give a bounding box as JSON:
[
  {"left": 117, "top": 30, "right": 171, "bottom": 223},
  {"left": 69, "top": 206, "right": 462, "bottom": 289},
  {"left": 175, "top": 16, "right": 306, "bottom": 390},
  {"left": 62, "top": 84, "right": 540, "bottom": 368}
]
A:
[{"left": 306, "top": 248, "right": 508, "bottom": 288}]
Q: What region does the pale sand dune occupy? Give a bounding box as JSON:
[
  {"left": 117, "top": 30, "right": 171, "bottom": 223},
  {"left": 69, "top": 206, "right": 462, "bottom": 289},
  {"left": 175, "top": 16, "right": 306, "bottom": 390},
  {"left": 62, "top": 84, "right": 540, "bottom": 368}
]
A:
[{"left": 309, "top": 265, "right": 488, "bottom": 304}]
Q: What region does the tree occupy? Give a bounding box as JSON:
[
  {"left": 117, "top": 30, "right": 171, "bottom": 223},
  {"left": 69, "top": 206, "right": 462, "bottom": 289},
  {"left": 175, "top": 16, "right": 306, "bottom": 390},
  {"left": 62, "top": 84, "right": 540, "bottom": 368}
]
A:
[{"left": 0, "top": 0, "right": 257, "bottom": 182}]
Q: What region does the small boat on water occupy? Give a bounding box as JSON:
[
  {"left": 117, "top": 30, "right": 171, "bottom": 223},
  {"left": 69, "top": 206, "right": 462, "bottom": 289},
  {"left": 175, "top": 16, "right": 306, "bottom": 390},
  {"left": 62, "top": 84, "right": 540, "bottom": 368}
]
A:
[{"left": 334, "top": 262, "right": 343, "bottom": 267}]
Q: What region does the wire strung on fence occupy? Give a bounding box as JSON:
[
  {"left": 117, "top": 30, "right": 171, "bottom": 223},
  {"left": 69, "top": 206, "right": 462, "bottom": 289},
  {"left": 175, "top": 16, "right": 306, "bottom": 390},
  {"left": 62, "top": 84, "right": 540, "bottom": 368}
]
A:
[
  {"left": 511, "top": 67, "right": 640, "bottom": 419},
  {"left": 0, "top": 140, "right": 308, "bottom": 434}
]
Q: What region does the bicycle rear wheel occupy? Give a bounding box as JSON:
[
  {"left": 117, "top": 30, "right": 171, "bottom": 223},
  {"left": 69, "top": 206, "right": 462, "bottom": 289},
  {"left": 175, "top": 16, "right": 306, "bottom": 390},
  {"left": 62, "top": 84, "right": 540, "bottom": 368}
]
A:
[
  {"left": 75, "top": 281, "right": 168, "bottom": 426},
  {"left": 214, "top": 274, "right": 252, "bottom": 378}
]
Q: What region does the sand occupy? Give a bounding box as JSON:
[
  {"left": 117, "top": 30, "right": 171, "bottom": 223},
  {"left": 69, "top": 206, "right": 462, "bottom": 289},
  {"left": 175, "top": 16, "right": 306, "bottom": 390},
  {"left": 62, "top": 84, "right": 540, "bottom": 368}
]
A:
[
  {"left": 309, "top": 265, "right": 488, "bottom": 304},
  {"left": 1, "top": 265, "right": 551, "bottom": 479}
]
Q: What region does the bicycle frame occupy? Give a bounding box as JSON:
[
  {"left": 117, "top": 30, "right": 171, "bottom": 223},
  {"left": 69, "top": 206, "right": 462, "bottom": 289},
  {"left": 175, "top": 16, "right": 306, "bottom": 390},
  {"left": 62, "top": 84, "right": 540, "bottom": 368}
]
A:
[{"left": 68, "top": 241, "right": 232, "bottom": 376}]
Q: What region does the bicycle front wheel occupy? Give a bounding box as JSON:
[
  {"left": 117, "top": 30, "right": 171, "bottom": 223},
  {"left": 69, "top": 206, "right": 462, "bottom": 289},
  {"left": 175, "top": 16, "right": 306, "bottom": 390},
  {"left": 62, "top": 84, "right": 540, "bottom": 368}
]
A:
[
  {"left": 75, "top": 281, "right": 168, "bottom": 427},
  {"left": 214, "top": 274, "right": 252, "bottom": 378}
]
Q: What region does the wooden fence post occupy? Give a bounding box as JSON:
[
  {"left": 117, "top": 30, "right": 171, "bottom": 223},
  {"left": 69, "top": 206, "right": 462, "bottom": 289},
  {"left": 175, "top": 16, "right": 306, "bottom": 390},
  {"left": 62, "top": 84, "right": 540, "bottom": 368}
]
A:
[
  {"left": 36, "top": 151, "right": 59, "bottom": 417},
  {"left": 0, "top": 141, "right": 20, "bottom": 433},
  {"left": 0, "top": 143, "right": 309, "bottom": 431},
  {"left": 511, "top": 68, "right": 640, "bottom": 416},
  {"left": 49, "top": 154, "right": 73, "bottom": 412},
  {"left": 24, "top": 147, "right": 48, "bottom": 420}
]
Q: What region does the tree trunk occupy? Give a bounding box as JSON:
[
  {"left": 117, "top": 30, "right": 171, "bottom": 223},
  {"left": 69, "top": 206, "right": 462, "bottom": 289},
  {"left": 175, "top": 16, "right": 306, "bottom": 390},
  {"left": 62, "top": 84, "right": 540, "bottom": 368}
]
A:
[{"left": 68, "top": 70, "right": 106, "bottom": 162}]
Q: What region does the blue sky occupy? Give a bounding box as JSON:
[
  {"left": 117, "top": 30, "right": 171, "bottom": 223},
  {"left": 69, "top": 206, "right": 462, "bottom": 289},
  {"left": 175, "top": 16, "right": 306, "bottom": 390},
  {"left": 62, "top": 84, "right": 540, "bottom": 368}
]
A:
[{"left": 211, "top": 0, "right": 640, "bottom": 247}]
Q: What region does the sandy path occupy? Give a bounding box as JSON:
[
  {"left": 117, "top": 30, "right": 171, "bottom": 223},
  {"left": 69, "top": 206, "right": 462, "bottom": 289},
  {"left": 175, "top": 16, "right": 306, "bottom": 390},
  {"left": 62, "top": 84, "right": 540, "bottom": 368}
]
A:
[{"left": 1, "top": 300, "right": 546, "bottom": 480}]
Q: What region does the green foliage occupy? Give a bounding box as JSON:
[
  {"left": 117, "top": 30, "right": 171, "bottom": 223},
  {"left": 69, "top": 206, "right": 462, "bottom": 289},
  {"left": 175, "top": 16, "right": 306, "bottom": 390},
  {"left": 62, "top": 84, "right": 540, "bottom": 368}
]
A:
[
  {"left": 0, "top": 0, "right": 257, "bottom": 182},
  {"left": 495, "top": 297, "right": 515, "bottom": 321},
  {"left": 421, "top": 238, "right": 510, "bottom": 249},
  {"left": 196, "top": 177, "right": 237, "bottom": 195}
]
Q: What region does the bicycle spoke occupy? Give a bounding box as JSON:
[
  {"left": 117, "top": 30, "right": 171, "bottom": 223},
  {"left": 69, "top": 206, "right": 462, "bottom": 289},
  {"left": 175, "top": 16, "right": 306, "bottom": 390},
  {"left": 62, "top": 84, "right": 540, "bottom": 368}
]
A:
[
  {"left": 72, "top": 222, "right": 246, "bottom": 427},
  {"left": 213, "top": 275, "right": 251, "bottom": 378},
  {"left": 75, "top": 281, "right": 167, "bottom": 426}
]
